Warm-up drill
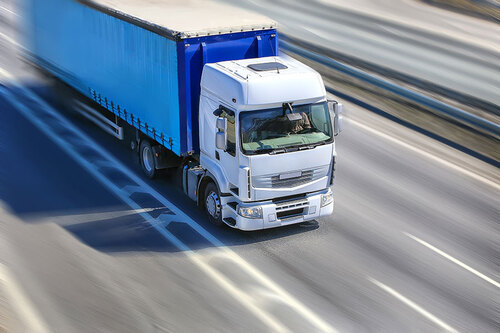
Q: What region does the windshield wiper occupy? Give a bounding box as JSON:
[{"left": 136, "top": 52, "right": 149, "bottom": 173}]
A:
[
  {"left": 245, "top": 147, "right": 286, "bottom": 155},
  {"left": 269, "top": 148, "right": 287, "bottom": 155},
  {"left": 291, "top": 139, "right": 331, "bottom": 151},
  {"left": 246, "top": 139, "right": 331, "bottom": 155},
  {"left": 310, "top": 140, "right": 328, "bottom": 148}
]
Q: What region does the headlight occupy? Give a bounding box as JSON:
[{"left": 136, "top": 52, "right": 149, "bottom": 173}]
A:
[
  {"left": 238, "top": 206, "right": 263, "bottom": 219},
  {"left": 321, "top": 192, "right": 334, "bottom": 207}
]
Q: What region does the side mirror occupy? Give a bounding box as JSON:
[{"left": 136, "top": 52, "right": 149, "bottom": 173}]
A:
[
  {"left": 215, "top": 117, "right": 227, "bottom": 150},
  {"left": 216, "top": 132, "right": 227, "bottom": 150},
  {"left": 334, "top": 103, "right": 343, "bottom": 136},
  {"left": 216, "top": 117, "right": 226, "bottom": 131},
  {"left": 328, "top": 100, "right": 343, "bottom": 136}
]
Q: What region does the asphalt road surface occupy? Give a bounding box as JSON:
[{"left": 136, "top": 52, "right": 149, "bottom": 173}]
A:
[
  {"left": 217, "top": 0, "right": 500, "bottom": 107},
  {"left": 1, "top": 1, "right": 499, "bottom": 332}
]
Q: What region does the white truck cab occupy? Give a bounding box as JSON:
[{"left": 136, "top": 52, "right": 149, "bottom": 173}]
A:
[{"left": 184, "top": 56, "right": 342, "bottom": 230}]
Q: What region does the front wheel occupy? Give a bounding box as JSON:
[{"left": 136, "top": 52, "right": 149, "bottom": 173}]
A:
[
  {"left": 204, "top": 182, "right": 223, "bottom": 226},
  {"left": 140, "top": 140, "right": 157, "bottom": 179}
]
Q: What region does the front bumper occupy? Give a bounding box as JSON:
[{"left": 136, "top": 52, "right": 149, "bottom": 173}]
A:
[{"left": 232, "top": 188, "right": 334, "bottom": 231}]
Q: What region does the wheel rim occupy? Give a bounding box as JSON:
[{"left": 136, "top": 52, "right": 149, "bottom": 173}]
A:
[
  {"left": 205, "top": 191, "right": 221, "bottom": 218},
  {"left": 142, "top": 146, "right": 154, "bottom": 173}
]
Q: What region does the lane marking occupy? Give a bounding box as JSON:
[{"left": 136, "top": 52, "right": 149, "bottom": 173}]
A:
[
  {"left": 0, "top": 66, "right": 13, "bottom": 80},
  {"left": 346, "top": 118, "right": 500, "bottom": 191},
  {"left": 405, "top": 232, "right": 500, "bottom": 288},
  {"left": 0, "top": 263, "right": 50, "bottom": 333},
  {"left": 0, "top": 68, "right": 337, "bottom": 332},
  {"left": 0, "top": 5, "right": 18, "bottom": 16},
  {"left": 316, "top": 0, "right": 500, "bottom": 54},
  {"left": 368, "top": 277, "right": 458, "bottom": 333},
  {"left": 0, "top": 32, "right": 20, "bottom": 48}
]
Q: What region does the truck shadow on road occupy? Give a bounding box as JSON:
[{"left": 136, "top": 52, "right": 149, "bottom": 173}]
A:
[
  {"left": 10, "top": 201, "right": 321, "bottom": 254},
  {"left": 65, "top": 207, "right": 321, "bottom": 254}
]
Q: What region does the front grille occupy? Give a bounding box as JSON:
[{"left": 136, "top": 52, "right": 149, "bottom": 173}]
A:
[
  {"left": 252, "top": 165, "right": 329, "bottom": 189},
  {"left": 271, "top": 170, "right": 313, "bottom": 188},
  {"left": 275, "top": 197, "right": 308, "bottom": 220},
  {"left": 275, "top": 198, "right": 308, "bottom": 211}
]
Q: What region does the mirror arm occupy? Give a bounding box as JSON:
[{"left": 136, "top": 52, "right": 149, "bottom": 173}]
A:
[{"left": 217, "top": 105, "right": 235, "bottom": 117}]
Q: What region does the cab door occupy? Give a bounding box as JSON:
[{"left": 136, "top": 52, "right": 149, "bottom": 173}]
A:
[{"left": 214, "top": 105, "right": 240, "bottom": 193}]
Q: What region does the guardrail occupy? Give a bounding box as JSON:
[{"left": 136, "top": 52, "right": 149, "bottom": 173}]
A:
[{"left": 280, "top": 40, "right": 500, "bottom": 138}]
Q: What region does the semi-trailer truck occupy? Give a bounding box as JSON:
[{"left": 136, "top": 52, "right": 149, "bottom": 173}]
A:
[{"left": 23, "top": 0, "right": 343, "bottom": 230}]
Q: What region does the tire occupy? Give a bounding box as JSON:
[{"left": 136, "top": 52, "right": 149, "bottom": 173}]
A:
[
  {"left": 204, "top": 182, "right": 223, "bottom": 226},
  {"left": 139, "top": 140, "right": 157, "bottom": 179}
]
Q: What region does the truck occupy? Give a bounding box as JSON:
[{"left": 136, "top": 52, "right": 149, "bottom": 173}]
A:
[{"left": 23, "top": 0, "right": 343, "bottom": 230}]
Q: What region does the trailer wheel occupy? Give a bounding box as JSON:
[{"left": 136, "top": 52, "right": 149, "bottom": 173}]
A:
[
  {"left": 140, "top": 140, "right": 157, "bottom": 179},
  {"left": 204, "top": 182, "right": 223, "bottom": 226}
]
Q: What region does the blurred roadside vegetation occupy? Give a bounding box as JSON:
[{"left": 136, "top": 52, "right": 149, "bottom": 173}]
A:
[{"left": 422, "top": 0, "right": 500, "bottom": 22}]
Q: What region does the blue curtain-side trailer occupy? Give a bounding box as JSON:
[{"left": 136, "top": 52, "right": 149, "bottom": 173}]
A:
[
  {"left": 22, "top": 0, "right": 341, "bottom": 230},
  {"left": 24, "top": 0, "right": 278, "bottom": 156}
]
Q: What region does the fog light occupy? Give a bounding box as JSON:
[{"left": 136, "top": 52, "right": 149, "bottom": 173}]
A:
[
  {"left": 238, "top": 206, "right": 263, "bottom": 219},
  {"left": 321, "top": 192, "right": 333, "bottom": 207}
]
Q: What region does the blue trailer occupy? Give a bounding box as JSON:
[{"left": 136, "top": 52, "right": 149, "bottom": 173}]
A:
[
  {"left": 25, "top": 0, "right": 342, "bottom": 230},
  {"left": 24, "top": 0, "right": 278, "bottom": 156}
]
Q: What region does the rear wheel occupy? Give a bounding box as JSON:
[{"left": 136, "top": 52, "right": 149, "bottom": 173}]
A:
[
  {"left": 140, "top": 140, "right": 157, "bottom": 179},
  {"left": 204, "top": 182, "right": 223, "bottom": 226}
]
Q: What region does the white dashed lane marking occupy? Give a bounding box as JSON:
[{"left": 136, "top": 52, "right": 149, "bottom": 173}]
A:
[
  {"left": 405, "top": 233, "right": 500, "bottom": 289},
  {"left": 369, "top": 277, "right": 459, "bottom": 333},
  {"left": 0, "top": 263, "right": 50, "bottom": 333},
  {"left": 346, "top": 118, "right": 500, "bottom": 191}
]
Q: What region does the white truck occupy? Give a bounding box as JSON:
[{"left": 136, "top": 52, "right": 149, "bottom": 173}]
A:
[{"left": 25, "top": 0, "right": 343, "bottom": 230}]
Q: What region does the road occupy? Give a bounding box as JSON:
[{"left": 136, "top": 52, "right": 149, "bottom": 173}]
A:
[
  {"left": 1, "top": 0, "right": 499, "bottom": 332},
  {"left": 217, "top": 0, "right": 500, "bottom": 108}
]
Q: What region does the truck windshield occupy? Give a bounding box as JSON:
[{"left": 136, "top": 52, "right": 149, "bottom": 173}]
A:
[{"left": 240, "top": 102, "right": 333, "bottom": 155}]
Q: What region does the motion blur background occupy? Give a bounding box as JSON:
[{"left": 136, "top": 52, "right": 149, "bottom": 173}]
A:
[{"left": 0, "top": 0, "right": 499, "bottom": 332}]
